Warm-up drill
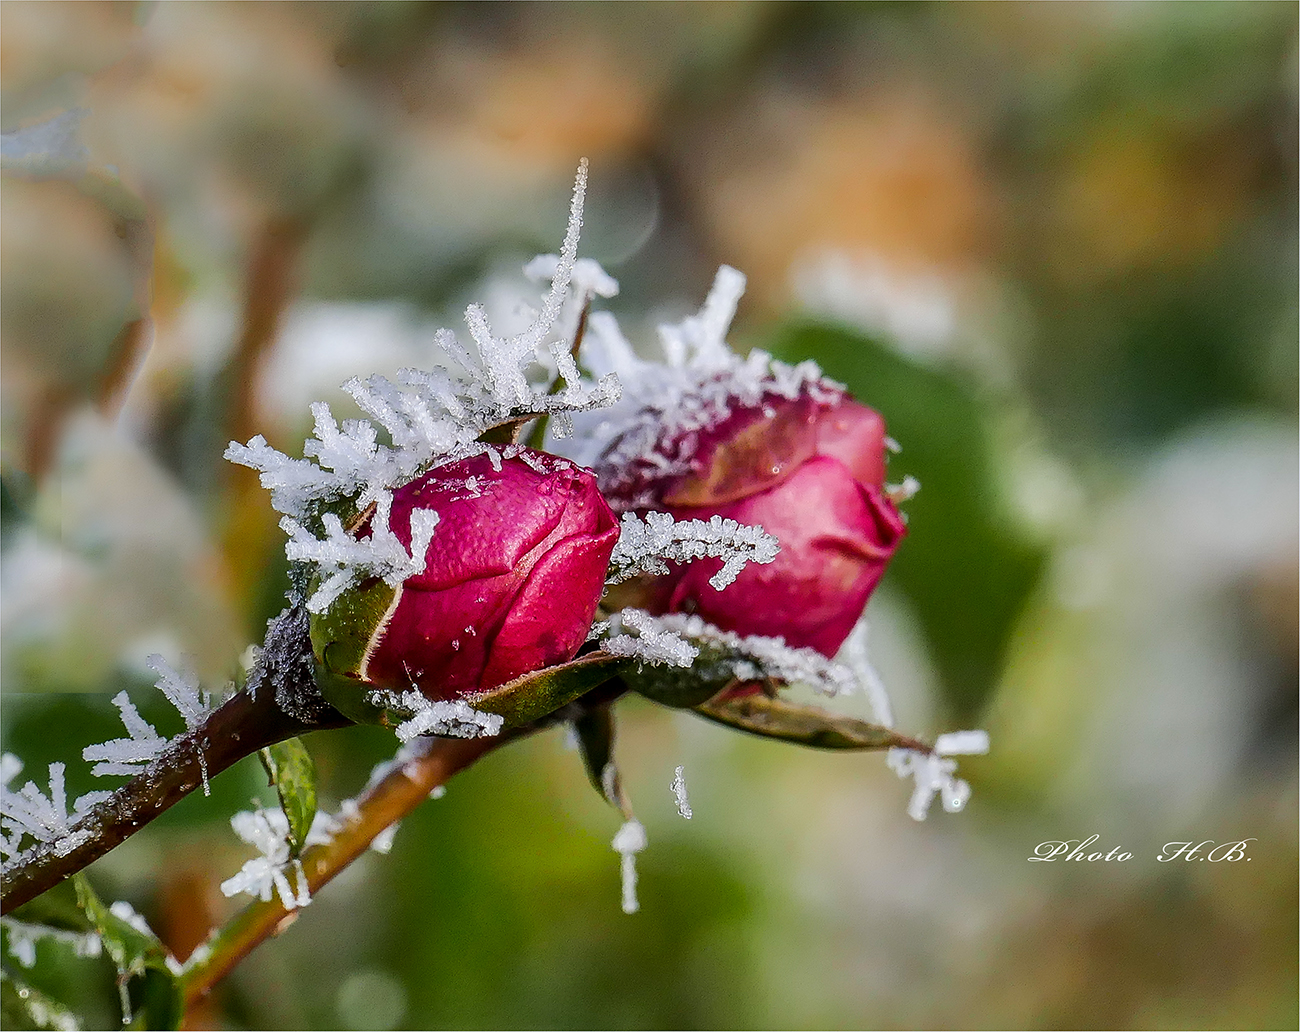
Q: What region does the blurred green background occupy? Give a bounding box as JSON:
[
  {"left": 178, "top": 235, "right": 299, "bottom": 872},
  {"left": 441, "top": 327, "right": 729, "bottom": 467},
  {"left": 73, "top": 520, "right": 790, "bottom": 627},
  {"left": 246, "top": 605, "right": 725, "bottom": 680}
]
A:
[{"left": 2, "top": 2, "right": 1296, "bottom": 1028}]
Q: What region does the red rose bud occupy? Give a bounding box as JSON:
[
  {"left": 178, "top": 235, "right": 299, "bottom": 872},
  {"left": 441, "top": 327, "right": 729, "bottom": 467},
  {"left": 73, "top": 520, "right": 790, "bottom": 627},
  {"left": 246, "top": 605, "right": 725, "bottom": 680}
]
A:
[
  {"left": 634, "top": 394, "right": 905, "bottom": 657},
  {"left": 312, "top": 449, "right": 619, "bottom": 703}
]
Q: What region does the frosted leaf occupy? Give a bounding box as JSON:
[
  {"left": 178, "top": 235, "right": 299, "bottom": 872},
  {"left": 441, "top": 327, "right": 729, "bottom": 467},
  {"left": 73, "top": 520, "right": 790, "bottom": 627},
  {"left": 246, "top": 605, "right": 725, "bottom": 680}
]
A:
[
  {"left": 607, "top": 611, "right": 856, "bottom": 697},
  {"left": 608, "top": 511, "right": 779, "bottom": 590},
  {"left": 611, "top": 819, "right": 648, "bottom": 915},
  {"left": 603, "top": 609, "right": 699, "bottom": 668},
  {"left": 887, "top": 730, "right": 988, "bottom": 821},
  {"left": 1, "top": 917, "right": 102, "bottom": 969},
  {"left": 671, "top": 766, "right": 692, "bottom": 819},
  {"left": 367, "top": 690, "right": 504, "bottom": 742}
]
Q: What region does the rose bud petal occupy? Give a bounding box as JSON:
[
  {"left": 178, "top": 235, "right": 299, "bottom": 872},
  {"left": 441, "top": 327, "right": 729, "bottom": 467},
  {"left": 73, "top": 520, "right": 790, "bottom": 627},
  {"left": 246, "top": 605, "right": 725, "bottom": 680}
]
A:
[
  {"left": 315, "top": 449, "right": 619, "bottom": 702},
  {"left": 601, "top": 390, "right": 906, "bottom": 659}
]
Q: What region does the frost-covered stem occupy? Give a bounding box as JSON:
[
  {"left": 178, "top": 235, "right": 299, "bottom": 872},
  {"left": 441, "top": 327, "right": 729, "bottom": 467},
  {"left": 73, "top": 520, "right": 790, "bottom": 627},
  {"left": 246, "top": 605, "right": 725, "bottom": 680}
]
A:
[
  {"left": 0, "top": 686, "right": 349, "bottom": 915},
  {"left": 178, "top": 731, "right": 517, "bottom": 1009}
]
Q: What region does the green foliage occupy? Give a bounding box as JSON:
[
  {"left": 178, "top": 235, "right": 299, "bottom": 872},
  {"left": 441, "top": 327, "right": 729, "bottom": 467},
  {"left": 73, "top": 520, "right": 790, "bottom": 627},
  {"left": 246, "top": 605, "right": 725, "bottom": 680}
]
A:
[{"left": 260, "top": 738, "right": 319, "bottom": 856}]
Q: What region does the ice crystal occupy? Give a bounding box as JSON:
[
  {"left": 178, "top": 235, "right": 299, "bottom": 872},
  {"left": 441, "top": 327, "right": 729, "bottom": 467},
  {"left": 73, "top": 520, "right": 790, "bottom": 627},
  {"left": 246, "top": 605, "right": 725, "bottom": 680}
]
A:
[
  {"left": 839, "top": 617, "right": 895, "bottom": 727},
  {"left": 611, "top": 819, "right": 648, "bottom": 915},
  {"left": 671, "top": 766, "right": 692, "bottom": 819},
  {"left": 607, "top": 510, "right": 779, "bottom": 590},
  {"left": 602, "top": 608, "right": 699, "bottom": 668},
  {"left": 0, "top": 759, "right": 109, "bottom": 868},
  {"left": 612, "top": 611, "right": 857, "bottom": 696},
  {"left": 366, "top": 690, "right": 504, "bottom": 743},
  {"left": 888, "top": 730, "right": 989, "bottom": 821},
  {"left": 219, "top": 808, "right": 339, "bottom": 909},
  {"left": 559, "top": 265, "right": 844, "bottom": 510},
  {"left": 82, "top": 658, "right": 216, "bottom": 784},
  {"left": 226, "top": 161, "right": 624, "bottom": 616}
]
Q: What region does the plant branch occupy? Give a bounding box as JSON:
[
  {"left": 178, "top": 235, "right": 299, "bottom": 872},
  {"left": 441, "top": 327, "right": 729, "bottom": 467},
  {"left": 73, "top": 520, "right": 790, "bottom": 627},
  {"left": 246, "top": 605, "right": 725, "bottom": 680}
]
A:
[
  {"left": 177, "top": 729, "right": 522, "bottom": 1008},
  {"left": 1, "top": 606, "right": 349, "bottom": 915}
]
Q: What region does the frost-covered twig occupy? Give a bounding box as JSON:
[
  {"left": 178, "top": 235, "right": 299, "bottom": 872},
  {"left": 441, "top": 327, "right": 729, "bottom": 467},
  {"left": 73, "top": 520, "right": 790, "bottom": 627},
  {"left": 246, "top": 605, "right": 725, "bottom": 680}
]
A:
[
  {"left": 607, "top": 511, "right": 779, "bottom": 590},
  {"left": 179, "top": 731, "right": 522, "bottom": 1008}
]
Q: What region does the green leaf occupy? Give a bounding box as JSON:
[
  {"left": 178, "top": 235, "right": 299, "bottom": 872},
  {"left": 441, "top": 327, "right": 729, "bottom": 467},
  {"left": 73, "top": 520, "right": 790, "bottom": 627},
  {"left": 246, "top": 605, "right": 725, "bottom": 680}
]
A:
[
  {"left": 0, "top": 971, "right": 83, "bottom": 1032},
  {"left": 259, "top": 738, "right": 319, "bottom": 855},
  {"left": 72, "top": 876, "right": 181, "bottom": 1031},
  {"left": 618, "top": 640, "right": 746, "bottom": 709},
  {"left": 464, "top": 652, "right": 627, "bottom": 729},
  {"left": 573, "top": 704, "right": 630, "bottom": 813},
  {"left": 7, "top": 879, "right": 93, "bottom": 937},
  {"left": 694, "top": 693, "right": 921, "bottom": 751}
]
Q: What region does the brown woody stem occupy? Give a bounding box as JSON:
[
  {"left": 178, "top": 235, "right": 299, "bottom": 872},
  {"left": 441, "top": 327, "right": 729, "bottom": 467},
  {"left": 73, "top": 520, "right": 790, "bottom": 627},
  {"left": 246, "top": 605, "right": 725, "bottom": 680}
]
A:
[{"left": 177, "top": 730, "right": 522, "bottom": 1009}]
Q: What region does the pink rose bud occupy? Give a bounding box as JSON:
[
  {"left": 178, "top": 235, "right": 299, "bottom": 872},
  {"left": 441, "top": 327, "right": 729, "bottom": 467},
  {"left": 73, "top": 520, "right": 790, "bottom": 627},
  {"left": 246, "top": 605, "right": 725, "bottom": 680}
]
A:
[
  {"left": 314, "top": 449, "right": 619, "bottom": 701},
  {"left": 615, "top": 393, "right": 905, "bottom": 658}
]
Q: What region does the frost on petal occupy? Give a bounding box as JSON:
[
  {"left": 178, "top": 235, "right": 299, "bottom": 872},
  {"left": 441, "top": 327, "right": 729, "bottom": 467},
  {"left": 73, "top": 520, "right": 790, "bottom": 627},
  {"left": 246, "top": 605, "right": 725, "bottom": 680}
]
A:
[
  {"left": 557, "top": 266, "right": 843, "bottom": 510},
  {"left": 607, "top": 511, "right": 779, "bottom": 589},
  {"left": 611, "top": 819, "right": 648, "bottom": 915},
  {"left": 227, "top": 161, "right": 628, "bottom": 618}
]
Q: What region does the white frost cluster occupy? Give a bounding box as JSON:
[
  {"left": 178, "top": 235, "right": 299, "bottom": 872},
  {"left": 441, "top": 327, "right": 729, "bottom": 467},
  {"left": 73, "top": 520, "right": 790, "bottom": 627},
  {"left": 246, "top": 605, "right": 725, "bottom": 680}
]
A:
[
  {"left": 0, "top": 757, "right": 108, "bottom": 870},
  {"left": 226, "top": 161, "right": 623, "bottom": 613},
  {"left": 366, "top": 690, "right": 504, "bottom": 743},
  {"left": 81, "top": 656, "right": 217, "bottom": 794},
  {"left": 611, "top": 818, "right": 648, "bottom": 915},
  {"left": 602, "top": 608, "right": 699, "bottom": 668},
  {"left": 607, "top": 511, "right": 779, "bottom": 590},
  {"left": 608, "top": 610, "right": 857, "bottom": 696},
  {"left": 558, "top": 265, "right": 844, "bottom": 510},
  {"left": 219, "top": 808, "right": 339, "bottom": 909},
  {"left": 887, "top": 730, "right": 990, "bottom": 821}
]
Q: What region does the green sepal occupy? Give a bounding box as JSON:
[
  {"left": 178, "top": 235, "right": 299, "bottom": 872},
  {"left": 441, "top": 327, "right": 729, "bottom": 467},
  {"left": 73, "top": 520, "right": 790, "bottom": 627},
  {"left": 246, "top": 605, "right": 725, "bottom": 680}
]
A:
[
  {"left": 72, "top": 875, "right": 182, "bottom": 1031},
  {"left": 694, "top": 694, "right": 919, "bottom": 751},
  {"left": 573, "top": 704, "right": 617, "bottom": 804},
  {"left": 308, "top": 576, "right": 398, "bottom": 677},
  {"left": 465, "top": 652, "right": 626, "bottom": 729},
  {"left": 259, "top": 738, "right": 318, "bottom": 855},
  {"left": 0, "top": 971, "right": 83, "bottom": 1032},
  {"left": 312, "top": 664, "right": 389, "bottom": 726}
]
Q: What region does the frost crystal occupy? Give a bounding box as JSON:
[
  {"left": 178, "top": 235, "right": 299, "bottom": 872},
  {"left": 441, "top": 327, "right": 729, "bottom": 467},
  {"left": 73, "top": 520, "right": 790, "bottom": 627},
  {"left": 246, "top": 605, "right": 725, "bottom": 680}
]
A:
[
  {"left": 607, "top": 511, "right": 779, "bottom": 590},
  {"left": 838, "top": 617, "right": 894, "bottom": 727},
  {"left": 367, "top": 690, "right": 504, "bottom": 743},
  {"left": 607, "top": 611, "right": 857, "bottom": 696},
  {"left": 611, "top": 819, "right": 648, "bottom": 915},
  {"left": 671, "top": 766, "right": 693, "bottom": 819},
  {"left": 220, "top": 808, "right": 338, "bottom": 909},
  {"left": 226, "top": 160, "right": 624, "bottom": 615},
  {"left": 557, "top": 265, "right": 844, "bottom": 510},
  {"left": 603, "top": 609, "right": 699, "bottom": 668},
  {"left": 0, "top": 759, "right": 108, "bottom": 869},
  {"left": 888, "top": 730, "right": 989, "bottom": 821}
]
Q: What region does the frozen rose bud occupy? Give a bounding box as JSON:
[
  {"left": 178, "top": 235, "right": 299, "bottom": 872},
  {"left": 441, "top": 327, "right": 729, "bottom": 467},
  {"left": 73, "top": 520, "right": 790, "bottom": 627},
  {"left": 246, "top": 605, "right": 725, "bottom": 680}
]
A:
[
  {"left": 616, "top": 393, "right": 905, "bottom": 657},
  {"left": 313, "top": 449, "right": 619, "bottom": 702}
]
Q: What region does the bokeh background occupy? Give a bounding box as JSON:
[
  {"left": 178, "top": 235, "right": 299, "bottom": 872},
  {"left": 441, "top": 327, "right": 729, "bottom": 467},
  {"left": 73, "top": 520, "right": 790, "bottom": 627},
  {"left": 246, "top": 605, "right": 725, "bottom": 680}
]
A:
[{"left": 2, "top": 2, "right": 1296, "bottom": 1029}]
